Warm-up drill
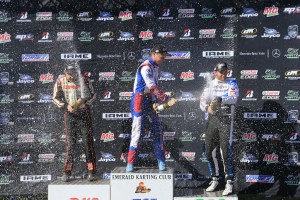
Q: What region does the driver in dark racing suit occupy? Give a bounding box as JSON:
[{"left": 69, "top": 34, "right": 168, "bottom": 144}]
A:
[{"left": 200, "top": 63, "right": 239, "bottom": 196}]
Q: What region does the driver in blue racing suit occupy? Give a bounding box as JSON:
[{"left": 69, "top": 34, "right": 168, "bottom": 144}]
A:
[{"left": 126, "top": 45, "right": 176, "bottom": 172}]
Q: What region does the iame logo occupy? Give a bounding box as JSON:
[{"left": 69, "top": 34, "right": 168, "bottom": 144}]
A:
[
  {"left": 285, "top": 90, "right": 300, "bottom": 101},
  {"left": 263, "top": 5, "right": 279, "bottom": 17},
  {"left": 263, "top": 153, "right": 279, "bottom": 164},
  {"left": 61, "top": 53, "right": 91, "bottom": 60},
  {"left": 262, "top": 69, "right": 280, "bottom": 80},
  {"left": 244, "top": 112, "right": 277, "bottom": 119},
  {"left": 20, "top": 175, "right": 51, "bottom": 182},
  {"left": 203, "top": 51, "right": 234, "bottom": 58},
  {"left": 102, "top": 113, "right": 131, "bottom": 120}
]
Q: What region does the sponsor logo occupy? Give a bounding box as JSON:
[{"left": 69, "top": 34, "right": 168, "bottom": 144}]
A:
[
  {"left": 241, "top": 28, "right": 258, "bottom": 38},
  {"left": 285, "top": 152, "right": 299, "bottom": 166},
  {"left": 179, "top": 152, "right": 196, "bottom": 161},
  {"left": 117, "top": 31, "right": 134, "bottom": 41},
  {"left": 96, "top": 11, "right": 113, "bottom": 21},
  {"left": 174, "top": 174, "right": 192, "bottom": 180},
  {"left": 263, "top": 5, "right": 279, "bottom": 17},
  {"left": 20, "top": 175, "right": 51, "bottom": 182},
  {"left": 18, "top": 153, "right": 33, "bottom": 164},
  {"left": 261, "top": 27, "right": 280, "bottom": 38},
  {"left": 38, "top": 154, "right": 55, "bottom": 163},
  {"left": 0, "top": 11, "right": 12, "bottom": 22},
  {"left": 0, "top": 134, "right": 14, "bottom": 144},
  {"left": 159, "top": 71, "right": 175, "bottom": 81},
  {"left": 157, "top": 31, "right": 175, "bottom": 38},
  {"left": 57, "top": 32, "right": 73, "bottom": 41},
  {"left": 159, "top": 8, "right": 173, "bottom": 19},
  {"left": 78, "top": 31, "right": 94, "bottom": 42},
  {"left": 118, "top": 10, "right": 132, "bottom": 21},
  {"left": 285, "top": 90, "right": 300, "bottom": 101},
  {"left": 0, "top": 112, "right": 13, "bottom": 126},
  {"left": 180, "top": 70, "right": 194, "bottom": 81},
  {"left": 37, "top": 133, "right": 55, "bottom": 144},
  {"left": 0, "top": 32, "right": 11, "bottom": 43},
  {"left": 77, "top": 11, "right": 92, "bottom": 21},
  {"left": 262, "top": 91, "right": 280, "bottom": 100},
  {"left": 0, "top": 53, "right": 13, "bottom": 63},
  {"left": 16, "top": 74, "right": 35, "bottom": 84},
  {"left": 100, "top": 132, "right": 115, "bottom": 142},
  {"left": 242, "top": 89, "right": 257, "bottom": 101},
  {"left": 285, "top": 110, "right": 299, "bottom": 123},
  {"left": 284, "top": 175, "right": 300, "bottom": 185},
  {"left": 285, "top": 131, "right": 300, "bottom": 144},
  {"left": 285, "top": 48, "right": 300, "bottom": 59},
  {"left": 199, "top": 29, "right": 216, "bottom": 38},
  {"left": 166, "top": 51, "right": 190, "bottom": 59},
  {"left": 18, "top": 94, "right": 35, "bottom": 103},
  {"left": 136, "top": 11, "right": 155, "bottom": 17},
  {"left": 178, "top": 91, "right": 197, "bottom": 101},
  {"left": 220, "top": 28, "right": 237, "bottom": 39},
  {"left": 261, "top": 134, "right": 281, "bottom": 141},
  {"left": 240, "top": 70, "right": 258, "bottom": 79},
  {"left": 284, "top": 25, "right": 299, "bottom": 39},
  {"left": 38, "top": 32, "right": 52, "bottom": 43},
  {"left": 98, "top": 31, "right": 114, "bottom": 41},
  {"left": 17, "top": 134, "right": 34, "bottom": 143},
  {"left": 163, "top": 132, "right": 175, "bottom": 141},
  {"left": 244, "top": 112, "right": 277, "bottom": 119},
  {"left": 179, "top": 131, "right": 196, "bottom": 142},
  {"left": 271, "top": 49, "right": 281, "bottom": 58},
  {"left": 119, "top": 92, "right": 132, "bottom": 101},
  {"left": 99, "top": 72, "right": 115, "bottom": 81},
  {"left": 37, "top": 94, "right": 53, "bottom": 103},
  {"left": 180, "top": 28, "right": 194, "bottom": 40},
  {"left": 283, "top": 7, "right": 300, "bottom": 14},
  {"left": 102, "top": 113, "right": 131, "bottom": 120},
  {"left": 263, "top": 153, "right": 279, "bottom": 164},
  {"left": 22, "top": 54, "right": 49, "bottom": 62},
  {"left": 242, "top": 131, "right": 257, "bottom": 142},
  {"left": 16, "top": 11, "right": 31, "bottom": 22},
  {"left": 0, "top": 175, "right": 14, "bottom": 185},
  {"left": 262, "top": 69, "right": 280, "bottom": 80},
  {"left": 56, "top": 11, "right": 73, "bottom": 21},
  {"left": 220, "top": 7, "right": 237, "bottom": 18},
  {"left": 103, "top": 173, "right": 111, "bottom": 180},
  {"left": 61, "top": 53, "right": 91, "bottom": 60},
  {"left": 203, "top": 51, "right": 234, "bottom": 58},
  {"left": 199, "top": 7, "right": 216, "bottom": 18},
  {"left": 178, "top": 9, "right": 195, "bottom": 18},
  {"left": 118, "top": 133, "right": 130, "bottom": 139},
  {"left": 98, "top": 152, "right": 116, "bottom": 162},
  {"left": 139, "top": 30, "right": 153, "bottom": 40},
  {"left": 100, "top": 91, "right": 114, "bottom": 102},
  {"left": 39, "top": 73, "right": 53, "bottom": 84},
  {"left": 240, "top": 8, "right": 258, "bottom": 17},
  {"left": 36, "top": 12, "right": 52, "bottom": 21},
  {"left": 120, "top": 71, "right": 134, "bottom": 81},
  {"left": 15, "top": 34, "right": 34, "bottom": 41},
  {"left": 240, "top": 152, "right": 258, "bottom": 163},
  {"left": 246, "top": 175, "right": 274, "bottom": 183},
  {"left": 0, "top": 94, "right": 14, "bottom": 103},
  {"left": 0, "top": 155, "right": 13, "bottom": 163},
  {"left": 135, "top": 182, "right": 151, "bottom": 193},
  {"left": 285, "top": 70, "right": 300, "bottom": 80}
]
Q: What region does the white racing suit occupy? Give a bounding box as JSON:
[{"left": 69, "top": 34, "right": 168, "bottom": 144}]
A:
[{"left": 200, "top": 78, "right": 239, "bottom": 179}]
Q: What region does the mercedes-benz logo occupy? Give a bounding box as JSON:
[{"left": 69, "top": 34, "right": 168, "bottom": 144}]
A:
[
  {"left": 272, "top": 49, "right": 281, "bottom": 58},
  {"left": 127, "top": 52, "right": 135, "bottom": 60},
  {"left": 188, "top": 112, "right": 197, "bottom": 120}
]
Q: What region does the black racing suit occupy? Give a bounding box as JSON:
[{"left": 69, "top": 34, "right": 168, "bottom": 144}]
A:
[
  {"left": 53, "top": 74, "right": 96, "bottom": 174},
  {"left": 200, "top": 77, "right": 239, "bottom": 179}
]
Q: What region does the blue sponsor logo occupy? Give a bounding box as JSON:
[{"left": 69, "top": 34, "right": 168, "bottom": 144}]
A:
[
  {"left": 165, "top": 51, "right": 190, "bottom": 59},
  {"left": 22, "top": 54, "right": 49, "bottom": 62},
  {"left": 103, "top": 173, "right": 110, "bottom": 180},
  {"left": 246, "top": 175, "right": 274, "bottom": 183}
]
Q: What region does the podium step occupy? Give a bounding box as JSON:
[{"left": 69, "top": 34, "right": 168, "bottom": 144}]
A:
[
  {"left": 48, "top": 179, "right": 110, "bottom": 200},
  {"left": 174, "top": 188, "right": 238, "bottom": 200},
  {"left": 111, "top": 166, "right": 174, "bottom": 200}
]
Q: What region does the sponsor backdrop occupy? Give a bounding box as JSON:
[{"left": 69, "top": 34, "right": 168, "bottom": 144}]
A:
[{"left": 0, "top": 2, "right": 300, "bottom": 197}]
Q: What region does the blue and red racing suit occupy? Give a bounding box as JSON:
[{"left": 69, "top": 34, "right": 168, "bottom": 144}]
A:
[{"left": 127, "top": 57, "right": 170, "bottom": 165}]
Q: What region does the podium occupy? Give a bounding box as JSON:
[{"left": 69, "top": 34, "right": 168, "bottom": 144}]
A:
[
  {"left": 111, "top": 167, "right": 174, "bottom": 200},
  {"left": 48, "top": 179, "right": 110, "bottom": 200}
]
